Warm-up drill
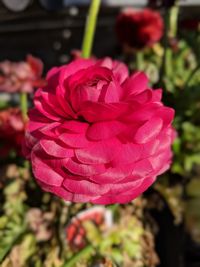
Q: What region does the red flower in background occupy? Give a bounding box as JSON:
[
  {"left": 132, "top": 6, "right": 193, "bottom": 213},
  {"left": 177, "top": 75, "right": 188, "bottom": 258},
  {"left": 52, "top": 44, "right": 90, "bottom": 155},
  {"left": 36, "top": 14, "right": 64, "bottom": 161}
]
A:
[
  {"left": 24, "top": 58, "right": 175, "bottom": 204},
  {"left": 116, "top": 8, "right": 164, "bottom": 50},
  {"left": 0, "top": 108, "right": 25, "bottom": 157},
  {"left": 66, "top": 207, "right": 112, "bottom": 250},
  {"left": 0, "top": 55, "right": 45, "bottom": 93}
]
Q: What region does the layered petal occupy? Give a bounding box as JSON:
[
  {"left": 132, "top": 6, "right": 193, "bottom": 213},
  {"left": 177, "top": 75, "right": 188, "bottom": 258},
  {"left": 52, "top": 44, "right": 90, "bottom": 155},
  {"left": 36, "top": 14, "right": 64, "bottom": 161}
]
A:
[{"left": 24, "top": 57, "right": 175, "bottom": 205}]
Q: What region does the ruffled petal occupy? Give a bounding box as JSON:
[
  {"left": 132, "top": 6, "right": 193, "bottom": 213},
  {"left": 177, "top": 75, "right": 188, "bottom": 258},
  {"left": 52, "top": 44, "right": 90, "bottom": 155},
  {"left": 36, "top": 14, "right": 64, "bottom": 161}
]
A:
[
  {"left": 63, "top": 178, "right": 109, "bottom": 196},
  {"left": 99, "top": 81, "right": 123, "bottom": 102},
  {"left": 61, "top": 120, "right": 89, "bottom": 133},
  {"left": 97, "top": 57, "right": 129, "bottom": 84},
  {"left": 34, "top": 93, "right": 61, "bottom": 121},
  {"left": 152, "top": 89, "right": 162, "bottom": 101},
  {"left": 111, "top": 143, "right": 142, "bottom": 166},
  {"left": 31, "top": 144, "right": 65, "bottom": 186},
  {"left": 59, "top": 132, "right": 93, "bottom": 148},
  {"left": 59, "top": 58, "right": 95, "bottom": 84},
  {"left": 87, "top": 121, "right": 125, "bottom": 140},
  {"left": 134, "top": 117, "right": 163, "bottom": 143},
  {"left": 64, "top": 158, "right": 106, "bottom": 176},
  {"left": 75, "top": 138, "right": 121, "bottom": 164},
  {"left": 40, "top": 139, "right": 74, "bottom": 158},
  {"left": 91, "top": 163, "right": 134, "bottom": 183},
  {"left": 38, "top": 181, "right": 94, "bottom": 202},
  {"left": 92, "top": 176, "right": 156, "bottom": 204},
  {"left": 123, "top": 72, "right": 148, "bottom": 97},
  {"left": 79, "top": 102, "right": 129, "bottom": 122}
]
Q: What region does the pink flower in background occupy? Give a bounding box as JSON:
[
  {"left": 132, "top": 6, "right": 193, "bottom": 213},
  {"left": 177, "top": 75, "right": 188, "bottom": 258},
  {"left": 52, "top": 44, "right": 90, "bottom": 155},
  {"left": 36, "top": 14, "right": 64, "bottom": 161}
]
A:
[
  {"left": 70, "top": 49, "right": 96, "bottom": 60},
  {"left": 0, "top": 108, "right": 25, "bottom": 157},
  {"left": 24, "top": 58, "right": 175, "bottom": 204},
  {"left": 0, "top": 55, "right": 45, "bottom": 93},
  {"left": 116, "top": 8, "right": 164, "bottom": 50},
  {"left": 70, "top": 50, "right": 82, "bottom": 60}
]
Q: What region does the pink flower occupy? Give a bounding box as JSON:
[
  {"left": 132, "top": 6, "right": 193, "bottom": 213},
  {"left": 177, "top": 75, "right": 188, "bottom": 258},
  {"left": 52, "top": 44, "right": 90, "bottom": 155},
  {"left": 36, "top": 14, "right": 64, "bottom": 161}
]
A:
[
  {"left": 0, "top": 108, "right": 25, "bottom": 157},
  {"left": 24, "top": 58, "right": 175, "bottom": 204},
  {"left": 0, "top": 55, "right": 45, "bottom": 93},
  {"left": 70, "top": 50, "right": 82, "bottom": 60},
  {"left": 116, "top": 8, "right": 164, "bottom": 50}
]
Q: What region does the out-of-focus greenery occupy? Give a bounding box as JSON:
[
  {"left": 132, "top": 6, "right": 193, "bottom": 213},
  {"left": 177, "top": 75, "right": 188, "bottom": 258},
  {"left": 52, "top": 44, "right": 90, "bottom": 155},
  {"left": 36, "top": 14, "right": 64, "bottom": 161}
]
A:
[
  {"left": 127, "top": 7, "right": 200, "bottom": 248},
  {"left": 0, "top": 166, "right": 158, "bottom": 267}
]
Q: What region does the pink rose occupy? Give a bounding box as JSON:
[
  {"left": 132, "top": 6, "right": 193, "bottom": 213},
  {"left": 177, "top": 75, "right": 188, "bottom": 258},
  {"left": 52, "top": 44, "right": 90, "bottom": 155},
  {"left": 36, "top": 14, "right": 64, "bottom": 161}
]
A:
[{"left": 24, "top": 58, "right": 175, "bottom": 204}]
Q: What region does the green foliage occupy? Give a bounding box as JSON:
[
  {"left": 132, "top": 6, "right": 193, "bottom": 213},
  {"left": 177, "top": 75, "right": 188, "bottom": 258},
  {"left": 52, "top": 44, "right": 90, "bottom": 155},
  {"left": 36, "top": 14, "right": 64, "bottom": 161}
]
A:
[{"left": 0, "top": 179, "right": 27, "bottom": 263}]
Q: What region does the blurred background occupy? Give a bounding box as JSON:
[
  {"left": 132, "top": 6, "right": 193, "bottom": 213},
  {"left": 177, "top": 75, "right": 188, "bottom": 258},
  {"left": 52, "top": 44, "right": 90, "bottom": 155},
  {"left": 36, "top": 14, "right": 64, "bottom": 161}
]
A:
[
  {"left": 0, "top": 1, "right": 200, "bottom": 267},
  {"left": 0, "top": 0, "right": 199, "bottom": 66}
]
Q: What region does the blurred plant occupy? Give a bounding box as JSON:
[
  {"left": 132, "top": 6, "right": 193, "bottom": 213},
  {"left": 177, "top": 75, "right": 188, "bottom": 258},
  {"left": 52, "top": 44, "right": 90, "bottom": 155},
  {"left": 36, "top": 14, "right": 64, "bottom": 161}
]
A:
[
  {"left": 154, "top": 182, "right": 183, "bottom": 224},
  {"left": 0, "top": 108, "right": 25, "bottom": 159},
  {"left": 0, "top": 55, "right": 44, "bottom": 94},
  {"left": 0, "top": 169, "right": 27, "bottom": 263},
  {"left": 66, "top": 206, "right": 112, "bottom": 251},
  {"left": 185, "top": 177, "right": 200, "bottom": 244},
  {"left": 26, "top": 208, "right": 54, "bottom": 242},
  {"left": 63, "top": 199, "right": 158, "bottom": 267}
]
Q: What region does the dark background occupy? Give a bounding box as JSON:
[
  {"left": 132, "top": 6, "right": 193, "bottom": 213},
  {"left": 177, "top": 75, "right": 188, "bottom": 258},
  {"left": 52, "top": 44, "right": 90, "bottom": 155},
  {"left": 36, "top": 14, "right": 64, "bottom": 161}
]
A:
[{"left": 0, "top": 0, "right": 200, "bottom": 69}]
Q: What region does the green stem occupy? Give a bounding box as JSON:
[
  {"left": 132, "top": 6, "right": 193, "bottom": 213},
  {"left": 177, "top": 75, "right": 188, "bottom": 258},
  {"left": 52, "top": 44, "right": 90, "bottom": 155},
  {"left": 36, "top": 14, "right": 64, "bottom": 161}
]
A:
[
  {"left": 81, "top": 0, "right": 101, "bottom": 58},
  {"left": 62, "top": 245, "right": 94, "bottom": 267},
  {"left": 169, "top": 4, "right": 179, "bottom": 38},
  {"left": 135, "top": 52, "right": 144, "bottom": 70},
  {"left": 165, "top": 48, "right": 173, "bottom": 77},
  {"left": 20, "top": 92, "right": 28, "bottom": 121},
  {"left": 184, "top": 63, "right": 200, "bottom": 88},
  {"left": 158, "top": 9, "right": 170, "bottom": 87}
]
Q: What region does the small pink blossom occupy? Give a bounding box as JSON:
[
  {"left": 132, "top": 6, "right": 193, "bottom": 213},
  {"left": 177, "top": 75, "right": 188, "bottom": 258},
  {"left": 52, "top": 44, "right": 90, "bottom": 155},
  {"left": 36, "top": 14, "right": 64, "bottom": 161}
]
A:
[
  {"left": 0, "top": 55, "right": 45, "bottom": 93},
  {"left": 24, "top": 58, "right": 175, "bottom": 204}
]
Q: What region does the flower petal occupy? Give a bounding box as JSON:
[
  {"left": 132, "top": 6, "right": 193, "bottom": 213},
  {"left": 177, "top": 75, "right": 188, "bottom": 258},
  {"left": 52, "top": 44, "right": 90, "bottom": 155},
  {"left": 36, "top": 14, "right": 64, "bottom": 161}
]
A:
[
  {"left": 31, "top": 145, "right": 64, "bottom": 186},
  {"left": 134, "top": 117, "right": 163, "bottom": 143},
  {"left": 123, "top": 72, "right": 148, "bottom": 97},
  {"left": 111, "top": 143, "right": 142, "bottom": 166},
  {"left": 79, "top": 102, "right": 129, "bottom": 122},
  {"left": 75, "top": 138, "right": 121, "bottom": 164},
  {"left": 61, "top": 120, "right": 89, "bottom": 133},
  {"left": 59, "top": 132, "right": 93, "bottom": 148},
  {"left": 87, "top": 121, "right": 125, "bottom": 140},
  {"left": 64, "top": 158, "right": 106, "bottom": 176},
  {"left": 92, "top": 176, "right": 156, "bottom": 204},
  {"left": 40, "top": 139, "right": 74, "bottom": 158},
  {"left": 63, "top": 178, "right": 109, "bottom": 196}
]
